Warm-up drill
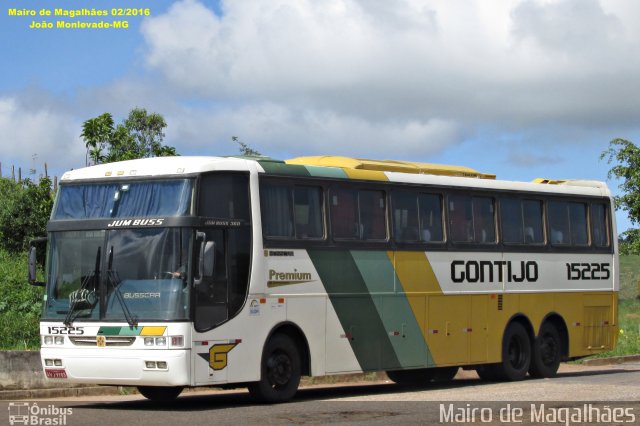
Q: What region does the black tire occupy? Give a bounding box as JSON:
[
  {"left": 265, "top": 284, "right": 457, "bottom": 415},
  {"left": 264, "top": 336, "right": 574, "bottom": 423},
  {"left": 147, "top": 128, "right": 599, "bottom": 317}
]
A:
[
  {"left": 427, "top": 366, "right": 459, "bottom": 382},
  {"left": 387, "top": 367, "right": 458, "bottom": 385},
  {"left": 386, "top": 369, "right": 424, "bottom": 385},
  {"left": 248, "top": 334, "right": 301, "bottom": 403},
  {"left": 475, "top": 364, "right": 502, "bottom": 382},
  {"left": 499, "top": 321, "right": 532, "bottom": 381},
  {"left": 529, "top": 322, "right": 562, "bottom": 378},
  {"left": 137, "top": 386, "right": 183, "bottom": 401}
]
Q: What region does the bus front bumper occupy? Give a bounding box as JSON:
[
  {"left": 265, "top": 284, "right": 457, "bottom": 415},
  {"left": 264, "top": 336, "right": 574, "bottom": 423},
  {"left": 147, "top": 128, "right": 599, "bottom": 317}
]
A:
[{"left": 40, "top": 348, "right": 191, "bottom": 387}]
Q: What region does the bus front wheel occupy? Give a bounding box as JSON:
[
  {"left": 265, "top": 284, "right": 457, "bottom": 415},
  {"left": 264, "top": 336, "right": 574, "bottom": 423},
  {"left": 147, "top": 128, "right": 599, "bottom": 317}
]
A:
[
  {"left": 248, "top": 334, "right": 301, "bottom": 403},
  {"left": 137, "top": 386, "right": 183, "bottom": 401},
  {"left": 500, "top": 321, "right": 532, "bottom": 381}
]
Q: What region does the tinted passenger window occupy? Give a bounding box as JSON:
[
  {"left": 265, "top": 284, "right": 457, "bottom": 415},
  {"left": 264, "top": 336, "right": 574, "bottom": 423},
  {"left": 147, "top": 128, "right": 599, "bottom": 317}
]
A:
[
  {"left": 500, "top": 198, "right": 544, "bottom": 244},
  {"left": 591, "top": 203, "right": 609, "bottom": 247},
  {"left": 199, "top": 174, "right": 250, "bottom": 220},
  {"left": 392, "top": 192, "right": 419, "bottom": 242},
  {"left": 261, "top": 184, "right": 293, "bottom": 238},
  {"left": 331, "top": 188, "right": 387, "bottom": 241},
  {"left": 331, "top": 188, "right": 358, "bottom": 239},
  {"left": 392, "top": 192, "right": 443, "bottom": 243},
  {"left": 419, "top": 194, "right": 444, "bottom": 242},
  {"left": 294, "top": 187, "right": 324, "bottom": 239},
  {"left": 548, "top": 201, "right": 588, "bottom": 246},
  {"left": 261, "top": 183, "right": 324, "bottom": 239},
  {"left": 449, "top": 195, "right": 495, "bottom": 243}
]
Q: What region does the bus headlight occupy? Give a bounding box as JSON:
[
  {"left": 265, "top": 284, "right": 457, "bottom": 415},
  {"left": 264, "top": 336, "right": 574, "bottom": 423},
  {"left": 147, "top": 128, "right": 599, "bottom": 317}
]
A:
[
  {"left": 54, "top": 336, "right": 64, "bottom": 345},
  {"left": 143, "top": 337, "right": 168, "bottom": 346},
  {"left": 44, "top": 336, "right": 53, "bottom": 345}
]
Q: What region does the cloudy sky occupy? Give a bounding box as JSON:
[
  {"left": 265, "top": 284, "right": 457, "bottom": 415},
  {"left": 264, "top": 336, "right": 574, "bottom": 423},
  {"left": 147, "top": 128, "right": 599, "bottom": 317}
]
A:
[{"left": 1, "top": 0, "right": 640, "bottom": 231}]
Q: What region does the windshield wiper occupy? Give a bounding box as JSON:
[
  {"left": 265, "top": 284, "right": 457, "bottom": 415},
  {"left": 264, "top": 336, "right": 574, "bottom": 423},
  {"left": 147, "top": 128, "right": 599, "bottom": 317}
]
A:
[
  {"left": 64, "top": 247, "right": 101, "bottom": 326},
  {"left": 106, "top": 246, "right": 138, "bottom": 327}
]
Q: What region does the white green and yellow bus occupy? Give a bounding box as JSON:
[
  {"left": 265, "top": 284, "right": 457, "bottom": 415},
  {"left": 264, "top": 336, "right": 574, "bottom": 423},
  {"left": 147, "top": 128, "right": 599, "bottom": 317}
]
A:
[{"left": 29, "top": 155, "right": 618, "bottom": 402}]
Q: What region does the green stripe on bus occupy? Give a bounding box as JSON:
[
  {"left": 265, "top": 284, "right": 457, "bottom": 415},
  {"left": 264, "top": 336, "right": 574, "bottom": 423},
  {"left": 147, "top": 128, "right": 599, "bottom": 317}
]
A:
[
  {"left": 258, "top": 160, "right": 312, "bottom": 176},
  {"left": 307, "top": 249, "right": 401, "bottom": 371},
  {"left": 97, "top": 326, "right": 140, "bottom": 336},
  {"left": 351, "top": 250, "right": 434, "bottom": 369},
  {"left": 304, "top": 165, "right": 348, "bottom": 179}
]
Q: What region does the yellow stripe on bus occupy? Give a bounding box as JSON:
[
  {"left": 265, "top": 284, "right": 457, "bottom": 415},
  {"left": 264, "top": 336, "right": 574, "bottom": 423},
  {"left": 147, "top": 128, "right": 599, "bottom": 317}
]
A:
[{"left": 140, "top": 326, "right": 167, "bottom": 336}]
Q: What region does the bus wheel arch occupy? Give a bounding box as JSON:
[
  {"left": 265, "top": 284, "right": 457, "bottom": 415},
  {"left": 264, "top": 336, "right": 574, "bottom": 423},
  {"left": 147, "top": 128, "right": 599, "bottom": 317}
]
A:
[
  {"left": 137, "top": 386, "right": 183, "bottom": 401},
  {"left": 264, "top": 322, "right": 311, "bottom": 376},
  {"left": 248, "top": 322, "right": 310, "bottom": 403},
  {"left": 477, "top": 315, "right": 533, "bottom": 382},
  {"left": 529, "top": 314, "right": 567, "bottom": 378}
]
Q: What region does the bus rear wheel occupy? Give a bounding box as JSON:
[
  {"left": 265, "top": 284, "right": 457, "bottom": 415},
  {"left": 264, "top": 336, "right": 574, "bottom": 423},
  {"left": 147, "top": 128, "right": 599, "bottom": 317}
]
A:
[
  {"left": 477, "top": 322, "right": 531, "bottom": 382},
  {"left": 529, "top": 322, "right": 561, "bottom": 378},
  {"left": 248, "top": 334, "right": 301, "bottom": 403},
  {"left": 137, "top": 386, "right": 183, "bottom": 401}
]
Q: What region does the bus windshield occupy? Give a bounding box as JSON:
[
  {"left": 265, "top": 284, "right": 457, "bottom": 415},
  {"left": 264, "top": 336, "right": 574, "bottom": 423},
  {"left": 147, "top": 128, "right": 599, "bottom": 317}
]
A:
[
  {"left": 53, "top": 179, "right": 193, "bottom": 219},
  {"left": 43, "top": 228, "right": 191, "bottom": 322}
]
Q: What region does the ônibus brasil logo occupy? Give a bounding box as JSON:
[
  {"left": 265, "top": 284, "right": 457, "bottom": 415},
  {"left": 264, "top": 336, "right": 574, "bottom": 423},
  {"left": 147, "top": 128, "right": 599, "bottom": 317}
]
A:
[{"left": 8, "top": 402, "right": 73, "bottom": 425}]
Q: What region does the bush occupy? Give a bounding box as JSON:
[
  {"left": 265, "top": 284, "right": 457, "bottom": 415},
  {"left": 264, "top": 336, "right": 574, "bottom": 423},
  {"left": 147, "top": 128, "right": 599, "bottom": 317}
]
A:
[
  {"left": 0, "top": 177, "right": 53, "bottom": 253},
  {"left": 0, "top": 249, "right": 44, "bottom": 349}
]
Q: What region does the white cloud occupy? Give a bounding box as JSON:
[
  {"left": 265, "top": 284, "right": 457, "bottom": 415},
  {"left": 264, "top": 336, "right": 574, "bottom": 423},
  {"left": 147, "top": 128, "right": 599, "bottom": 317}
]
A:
[
  {"left": 166, "top": 102, "right": 459, "bottom": 159},
  {"left": 0, "top": 97, "right": 85, "bottom": 177},
  {"left": 138, "top": 0, "right": 640, "bottom": 158}
]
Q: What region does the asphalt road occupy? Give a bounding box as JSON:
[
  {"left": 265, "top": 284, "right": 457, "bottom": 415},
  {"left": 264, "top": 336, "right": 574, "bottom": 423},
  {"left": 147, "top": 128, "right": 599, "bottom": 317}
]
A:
[{"left": 4, "top": 362, "right": 640, "bottom": 425}]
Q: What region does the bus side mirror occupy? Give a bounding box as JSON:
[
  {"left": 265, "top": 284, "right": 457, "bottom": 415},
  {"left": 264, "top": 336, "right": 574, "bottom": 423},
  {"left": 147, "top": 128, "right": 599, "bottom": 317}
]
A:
[
  {"left": 203, "top": 241, "right": 215, "bottom": 277},
  {"left": 194, "top": 232, "right": 215, "bottom": 285},
  {"left": 28, "top": 238, "right": 47, "bottom": 287}
]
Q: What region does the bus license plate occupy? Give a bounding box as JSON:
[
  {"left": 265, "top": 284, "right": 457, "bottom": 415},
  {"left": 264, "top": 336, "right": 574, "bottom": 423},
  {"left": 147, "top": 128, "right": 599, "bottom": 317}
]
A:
[{"left": 45, "top": 369, "right": 67, "bottom": 379}]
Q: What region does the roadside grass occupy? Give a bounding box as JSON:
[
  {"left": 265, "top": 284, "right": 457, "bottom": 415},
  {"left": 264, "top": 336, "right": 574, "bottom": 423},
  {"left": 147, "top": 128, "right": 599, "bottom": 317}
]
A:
[
  {"left": 0, "top": 249, "right": 43, "bottom": 350},
  {"left": 618, "top": 255, "right": 640, "bottom": 300},
  {"left": 580, "top": 255, "right": 640, "bottom": 360}
]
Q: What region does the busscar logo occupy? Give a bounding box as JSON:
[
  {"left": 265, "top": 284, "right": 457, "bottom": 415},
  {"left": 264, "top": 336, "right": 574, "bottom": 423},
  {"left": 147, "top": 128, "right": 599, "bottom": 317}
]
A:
[
  {"left": 107, "top": 218, "right": 164, "bottom": 228},
  {"left": 123, "top": 292, "right": 161, "bottom": 299}
]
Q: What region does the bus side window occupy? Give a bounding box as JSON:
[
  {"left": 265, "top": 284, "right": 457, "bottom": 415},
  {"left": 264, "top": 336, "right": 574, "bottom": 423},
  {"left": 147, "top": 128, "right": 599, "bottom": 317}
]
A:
[
  {"left": 591, "top": 203, "right": 610, "bottom": 247},
  {"left": 522, "top": 199, "right": 544, "bottom": 244},
  {"left": 449, "top": 195, "right": 473, "bottom": 242},
  {"left": 294, "top": 186, "right": 324, "bottom": 239},
  {"left": 418, "top": 193, "right": 444, "bottom": 242},
  {"left": 392, "top": 191, "right": 419, "bottom": 243},
  {"left": 569, "top": 202, "right": 588, "bottom": 245},
  {"left": 501, "top": 198, "right": 544, "bottom": 245},
  {"left": 548, "top": 201, "right": 570, "bottom": 245},
  {"left": 500, "top": 198, "right": 523, "bottom": 244},
  {"left": 331, "top": 188, "right": 359, "bottom": 239},
  {"left": 261, "top": 183, "right": 294, "bottom": 238},
  {"left": 358, "top": 190, "right": 386, "bottom": 240},
  {"left": 473, "top": 197, "right": 496, "bottom": 243},
  {"left": 199, "top": 174, "right": 250, "bottom": 220}
]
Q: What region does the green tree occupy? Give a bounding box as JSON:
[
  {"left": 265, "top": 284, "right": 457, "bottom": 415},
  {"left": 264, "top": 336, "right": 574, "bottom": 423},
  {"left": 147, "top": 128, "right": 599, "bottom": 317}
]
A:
[
  {"left": 232, "top": 136, "right": 263, "bottom": 157},
  {"left": 601, "top": 138, "right": 640, "bottom": 253},
  {"left": 82, "top": 108, "right": 177, "bottom": 165},
  {"left": 0, "top": 177, "right": 54, "bottom": 253},
  {"left": 81, "top": 113, "right": 114, "bottom": 165}
]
